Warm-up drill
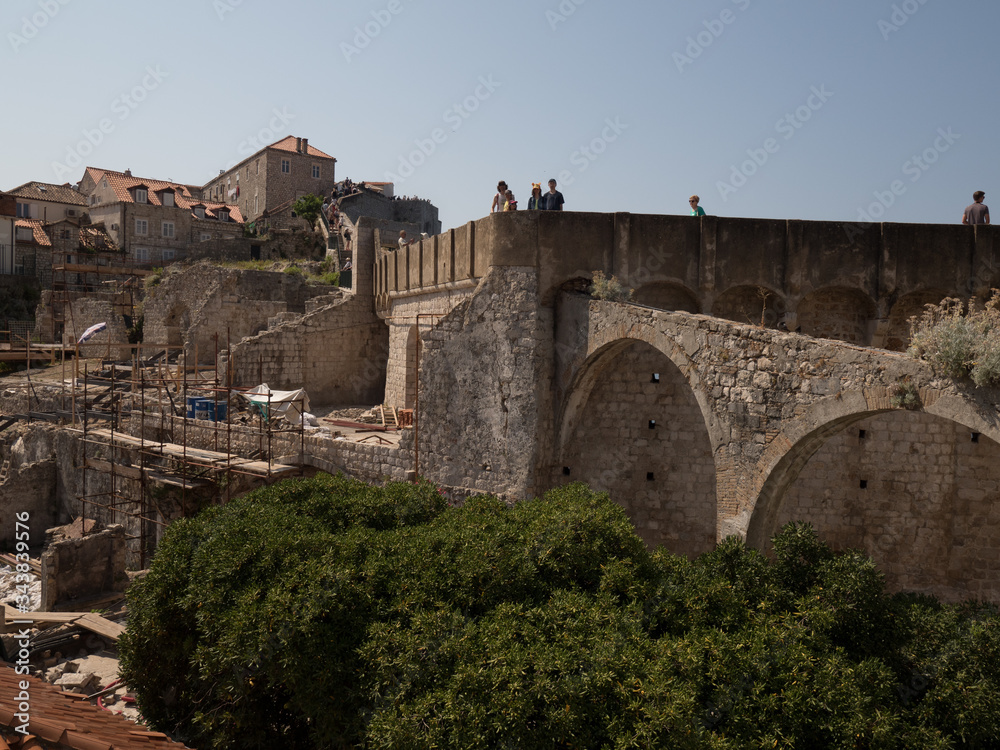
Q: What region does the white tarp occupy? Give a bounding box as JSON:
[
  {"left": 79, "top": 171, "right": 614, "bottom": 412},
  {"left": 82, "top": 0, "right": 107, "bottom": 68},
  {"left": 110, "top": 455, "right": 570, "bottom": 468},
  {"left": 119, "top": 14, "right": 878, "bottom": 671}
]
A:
[{"left": 236, "top": 383, "right": 310, "bottom": 424}]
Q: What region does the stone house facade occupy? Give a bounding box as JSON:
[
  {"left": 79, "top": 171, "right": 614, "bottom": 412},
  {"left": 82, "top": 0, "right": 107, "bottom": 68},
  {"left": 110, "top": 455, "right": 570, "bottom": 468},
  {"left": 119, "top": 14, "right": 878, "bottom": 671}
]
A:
[
  {"left": 203, "top": 136, "right": 337, "bottom": 223},
  {"left": 81, "top": 167, "right": 244, "bottom": 267},
  {"left": 0, "top": 193, "right": 14, "bottom": 275}
]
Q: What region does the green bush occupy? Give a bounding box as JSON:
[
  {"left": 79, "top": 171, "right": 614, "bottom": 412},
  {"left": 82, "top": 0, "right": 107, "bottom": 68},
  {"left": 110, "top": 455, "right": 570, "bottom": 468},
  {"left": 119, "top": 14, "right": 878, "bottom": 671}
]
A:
[
  {"left": 120, "top": 481, "right": 1000, "bottom": 749},
  {"left": 292, "top": 194, "right": 323, "bottom": 225},
  {"left": 590, "top": 270, "right": 634, "bottom": 302},
  {"left": 908, "top": 292, "right": 1000, "bottom": 385}
]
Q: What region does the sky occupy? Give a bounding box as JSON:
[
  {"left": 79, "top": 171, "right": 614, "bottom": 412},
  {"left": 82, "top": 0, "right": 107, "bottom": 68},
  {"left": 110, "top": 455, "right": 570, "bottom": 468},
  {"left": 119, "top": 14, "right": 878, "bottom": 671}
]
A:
[{"left": 2, "top": 0, "right": 995, "bottom": 232}]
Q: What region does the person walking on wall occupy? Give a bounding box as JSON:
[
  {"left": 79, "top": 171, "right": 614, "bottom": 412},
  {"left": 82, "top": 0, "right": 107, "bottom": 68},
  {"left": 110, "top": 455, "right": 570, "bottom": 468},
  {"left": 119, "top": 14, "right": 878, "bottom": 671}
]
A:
[
  {"left": 963, "top": 191, "right": 990, "bottom": 225},
  {"left": 527, "top": 183, "right": 544, "bottom": 210},
  {"left": 491, "top": 181, "right": 509, "bottom": 213},
  {"left": 689, "top": 195, "right": 706, "bottom": 216},
  {"left": 541, "top": 179, "right": 564, "bottom": 210}
]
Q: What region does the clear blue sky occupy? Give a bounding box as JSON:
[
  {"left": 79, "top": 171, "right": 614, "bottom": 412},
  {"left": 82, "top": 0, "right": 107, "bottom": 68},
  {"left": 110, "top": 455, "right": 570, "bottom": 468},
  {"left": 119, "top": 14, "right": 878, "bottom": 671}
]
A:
[{"left": 3, "top": 0, "right": 995, "bottom": 231}]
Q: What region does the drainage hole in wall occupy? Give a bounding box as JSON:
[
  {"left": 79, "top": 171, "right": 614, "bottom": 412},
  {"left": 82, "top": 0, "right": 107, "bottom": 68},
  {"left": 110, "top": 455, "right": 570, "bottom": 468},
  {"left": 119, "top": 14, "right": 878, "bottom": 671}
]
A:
[
  {"left": 859, "top": 479, "right": 868, "bottom": 489},
  {"left": 646, "top": 472, "right": 655, "bottom": 481}
]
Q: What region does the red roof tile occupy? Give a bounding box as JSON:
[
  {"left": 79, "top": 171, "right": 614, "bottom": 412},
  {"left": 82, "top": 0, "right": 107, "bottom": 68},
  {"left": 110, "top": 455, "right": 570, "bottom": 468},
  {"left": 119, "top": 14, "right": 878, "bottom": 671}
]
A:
[
  {"left": 0, "top": 667, "right": 193, "bottom": 749},
  {"left": 268, "top": 136, "right": 334, "bottom": 159},
  {"left": 15, "top": 220, "right": 52, "bottom": 247},
  {"left": 6, "top": 182, "right": 88, "bottom": 206},
  {"left": 86, "top": 169, "right": 242, "bottom": 223}
]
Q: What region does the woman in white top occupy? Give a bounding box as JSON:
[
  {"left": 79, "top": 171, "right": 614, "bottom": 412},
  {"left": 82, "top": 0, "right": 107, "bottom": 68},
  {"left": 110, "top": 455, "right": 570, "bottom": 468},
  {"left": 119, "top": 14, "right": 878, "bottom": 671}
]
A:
[{"left": 491, "top": 181, "right": 508, "bottom": 213}]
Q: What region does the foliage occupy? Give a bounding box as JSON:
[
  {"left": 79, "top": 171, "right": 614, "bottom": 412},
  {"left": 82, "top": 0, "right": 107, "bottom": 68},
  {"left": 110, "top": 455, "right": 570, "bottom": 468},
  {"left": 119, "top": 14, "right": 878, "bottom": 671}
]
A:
[
  {"left": 126, "top": 314, "right": 144, "bottom": 344},
  {"left": 890, "top": 375, "right": 921, "bottom": 409},
  {"left": 590, "top": 270, "right": 634, "bottom": 302},
  {"left": 283, "top": 264, "right": 302, "bottom": 276},
  {"left": 292, "top": 194, "right": 324, "bottom": 224},
  {"left": 120, "top": 480, "right": 1000, "bottom": 749},
  {"left": 143, "top": 267, "right": 164, "bottom": 290},
  {"left": 908, "top": 292, "right": 1000, "bottom": 385}
]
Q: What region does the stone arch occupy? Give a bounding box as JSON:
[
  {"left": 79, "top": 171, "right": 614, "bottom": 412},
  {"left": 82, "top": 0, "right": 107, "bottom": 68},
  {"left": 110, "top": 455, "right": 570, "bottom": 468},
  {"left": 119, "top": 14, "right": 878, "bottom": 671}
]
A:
[
  {"left": 744, "top": 392, "right": 1000, "bottom": 601},
  {"left": 556, "top": 337, "right": 716, "bottom": 558},
  {"left": 882, "top": 288, "right": 952, "bottom": 352},
  {"left": 712, "top": 285, "right": 786, "bottom": 329},
  {"left": 796, "top": 287, "right": 877, "bottom": 345},
  {"left": 404, "top": 324, "right": 418, "bottom": 410},
  {"left": 633, "top": 282, "right": 700, "bottom": 313}
]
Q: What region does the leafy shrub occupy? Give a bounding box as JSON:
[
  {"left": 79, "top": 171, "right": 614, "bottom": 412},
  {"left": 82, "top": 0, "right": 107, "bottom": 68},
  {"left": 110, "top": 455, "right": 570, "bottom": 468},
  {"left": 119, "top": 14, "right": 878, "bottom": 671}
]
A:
[
  {"left": 590, "top": 270, "right": 634, "bottom": 302},
  {"left": 120, "top": 481, "right": 1000, "bottom": 749},
  {"left": 283, "top": 264, "right": 302, "bottom": 276},
  {"left": 908, "top": 292, "right": 1000, "bottom": 385},
  {"left": 292, "top": 194, "right": 323, "bottom": 224}
]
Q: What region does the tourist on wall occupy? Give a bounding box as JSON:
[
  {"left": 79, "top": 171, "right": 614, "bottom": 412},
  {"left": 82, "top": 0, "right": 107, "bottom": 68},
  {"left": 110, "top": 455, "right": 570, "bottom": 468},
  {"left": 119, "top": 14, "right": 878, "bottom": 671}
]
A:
[
  {"left": 491, "top": 181, "right": 509, "bottom": 213},
  {"left": 689, "top": 195, "right": 706, "bottom": 216},
  {"left": 398, "top": 230, "right": 415, "bottom": 249},
  {"left": 541, "top": 179, "right": 564, "bottom": 210},
  {"left": 962, "top": 191, "right": 990, "bottom": 225},
  {"left": 527, "top": 183, "right": 544, "bottom": 210},
  {"left": 503, "top": 189, "right": 518, "bottom": 211}
]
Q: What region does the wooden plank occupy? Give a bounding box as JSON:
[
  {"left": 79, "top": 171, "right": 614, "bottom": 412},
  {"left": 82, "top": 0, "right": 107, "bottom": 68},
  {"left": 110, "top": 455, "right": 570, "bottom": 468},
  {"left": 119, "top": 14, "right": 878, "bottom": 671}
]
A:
[
  {"left": 3, "top": 605, "right": 78, "bottom": 624},
  {"left": 85, "top": 459, "right": 143, "bottom": 480},
  {"left": 0, "top": 554, "right": 41, "bottom": 575},
  {"left": 75, "top": 612, "right": 126, "bottom": 642}
]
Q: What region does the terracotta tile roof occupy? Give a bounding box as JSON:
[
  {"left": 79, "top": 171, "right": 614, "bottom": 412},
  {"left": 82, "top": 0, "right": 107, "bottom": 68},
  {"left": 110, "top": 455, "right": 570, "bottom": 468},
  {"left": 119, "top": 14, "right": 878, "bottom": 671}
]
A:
[
  {"left": 268, "top": 136, "right": 335, "bottom": 159},
  {"left": 87, "top": 169, "right": 243, "bottom": 223},
  {"left": 0, "top": 666, "right": 193, "bottom": 749},
  {"left": 15, "top": 220, "right": 52, "bottom": 247},
  {"left": 6, "top": 182, "right": 88, "bottom": 206}
]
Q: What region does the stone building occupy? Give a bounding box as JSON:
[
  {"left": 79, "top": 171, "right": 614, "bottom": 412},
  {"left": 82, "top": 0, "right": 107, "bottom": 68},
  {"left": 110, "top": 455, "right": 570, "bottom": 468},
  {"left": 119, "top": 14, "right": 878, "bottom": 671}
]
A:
[
  {"left": 203, "top": 136, "right": 337, "bottom": 223},
  {"left": 0, "top": 192, "right": 14, "bottom": 275},
  {"left": 80, "top": 167, "right": 244, "bottom": 267}
]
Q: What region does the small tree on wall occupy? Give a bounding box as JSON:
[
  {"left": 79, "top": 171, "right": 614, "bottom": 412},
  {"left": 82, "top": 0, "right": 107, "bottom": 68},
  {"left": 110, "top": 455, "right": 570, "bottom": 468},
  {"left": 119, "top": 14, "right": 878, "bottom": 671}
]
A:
[{"left": 292, "top": 194, "right": 323, "bottom": 225}]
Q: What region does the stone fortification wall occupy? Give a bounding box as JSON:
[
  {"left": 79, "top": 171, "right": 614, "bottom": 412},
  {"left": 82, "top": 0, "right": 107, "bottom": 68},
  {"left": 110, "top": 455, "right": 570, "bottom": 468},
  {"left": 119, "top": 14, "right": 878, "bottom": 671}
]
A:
[
  {"left": 222, "top": 292, "right": 387, "bottom": 406},
  {"left": 379, "top": 211, "right": 1000, "bottom": 350},
  {"left": 143, "top": 263, "right": 338, "bottom": 363},
  {"left": 222, "top": 217, "right": 386, "bottom": 406},
  {"left": 63, "top": 297, "right": 131, "bottom": 360},
  {"left": 409, "top": 265, "right": 553, "bottom": 499}
]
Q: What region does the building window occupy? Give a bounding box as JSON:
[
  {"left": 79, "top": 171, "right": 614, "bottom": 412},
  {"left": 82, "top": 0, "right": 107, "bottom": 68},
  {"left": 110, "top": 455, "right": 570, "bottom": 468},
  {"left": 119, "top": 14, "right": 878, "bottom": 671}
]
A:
[
  {"left": 15, "top": 203, "right": 31, "bottom": 218},
  {"left": 15, "top": 227, "right": 32, "bottom": 242},
  {"left": 312, "top": 165, "right": 320, "bottom": 179},
  {"left": 200, "top": 233, "right": 212, "bottom": 242},
  {"left": 135, "top": 188, "right": 148, "bottom": 204},
  {"left": 194, "top": 206, "right": 205, "bottom": 219},
  {"left": 256, "top": 159, "right": 260, "bottom": 174},
  {"left": 134, "top": 247, "right": 150, "bottom": 263},
  {"left": 281, "top": 159, "right": 290, "bottom": 174},
  {"left": 135, "top": 219, "right": 148, "bottom": 236},
  {"left": 217, "top": 209, "right": 229, "bottom": 222},
  {"left": 254, "top": 194, "right": 258, "bottom": 214},
  {"left": 162, "top": 249, "right": 176, "bottom": 261},
  {"left": 162, "top": 221, "right": 175, "bottom": 238},
  {"left": 60, "top": 229, "right": 71, "bottom": 239},
  {"left": 162, "top": 192, "right": 175, "bottom": 207}
]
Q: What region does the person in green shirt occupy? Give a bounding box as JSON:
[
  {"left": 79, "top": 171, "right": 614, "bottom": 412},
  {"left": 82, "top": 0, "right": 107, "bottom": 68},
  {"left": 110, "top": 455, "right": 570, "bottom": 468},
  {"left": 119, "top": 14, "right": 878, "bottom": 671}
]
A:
[{"left": 689, "top": 195, "right": 706, "bottom": 216}]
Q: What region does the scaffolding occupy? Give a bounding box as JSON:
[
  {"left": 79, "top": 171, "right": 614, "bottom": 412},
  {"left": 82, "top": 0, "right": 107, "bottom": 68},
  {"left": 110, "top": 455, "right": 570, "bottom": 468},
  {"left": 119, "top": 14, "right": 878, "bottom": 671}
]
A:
[
  {"left": 26, "top": 335, "right": 307, "bottom": 567},
  {"left": 50, "top": 249, "right": 151, "bottom": 344}
]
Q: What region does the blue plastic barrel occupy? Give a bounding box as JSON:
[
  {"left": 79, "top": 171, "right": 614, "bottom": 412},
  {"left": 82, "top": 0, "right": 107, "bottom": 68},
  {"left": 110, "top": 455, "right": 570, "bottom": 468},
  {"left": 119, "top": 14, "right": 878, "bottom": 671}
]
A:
[
  {"left": 205, "top": 401, "right": 217, "bottom": 422},
  {"left": 194, "top": 399, "right": 209, "bottom": 420},
  {"left": 215, "top": 402, "right": 228, "bottom": 422},
  {"left": 186, "top": 396, "right": 201, "bottom": 419}
]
